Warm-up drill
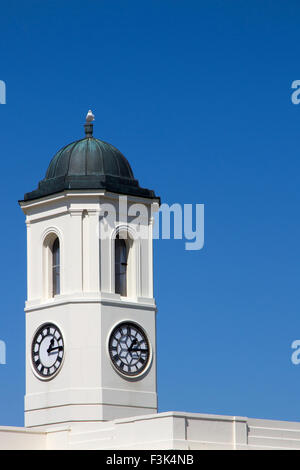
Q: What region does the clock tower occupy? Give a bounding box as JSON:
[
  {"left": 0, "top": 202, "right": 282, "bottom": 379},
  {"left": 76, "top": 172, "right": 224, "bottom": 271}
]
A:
[{"left": 19, "top": 112, "right": 160, "bottom": 429}]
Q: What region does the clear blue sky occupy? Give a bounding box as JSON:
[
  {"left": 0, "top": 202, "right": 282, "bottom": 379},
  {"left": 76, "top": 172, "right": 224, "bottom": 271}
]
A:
[{"left": 1, "top": 0, "right": 300, "bottom": 426}]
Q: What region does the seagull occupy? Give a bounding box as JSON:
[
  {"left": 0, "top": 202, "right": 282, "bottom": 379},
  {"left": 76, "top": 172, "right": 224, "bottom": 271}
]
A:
[{"left": 86, "top": 109, "right": 95, "bottom": 123}]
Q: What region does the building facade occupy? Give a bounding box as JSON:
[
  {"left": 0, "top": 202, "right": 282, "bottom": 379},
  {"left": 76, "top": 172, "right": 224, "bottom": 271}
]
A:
[{"left": 0, "top": 113, "right": 299, "bottom": 449}]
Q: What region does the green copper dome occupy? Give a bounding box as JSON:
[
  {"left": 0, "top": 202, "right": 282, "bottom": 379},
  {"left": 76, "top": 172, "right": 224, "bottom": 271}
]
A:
[
  {"left": 23, "top": 121, "right": 156, "bottom": 201},
  {"left": 45, "top": 138, "right": 134, "bottom": 181}
]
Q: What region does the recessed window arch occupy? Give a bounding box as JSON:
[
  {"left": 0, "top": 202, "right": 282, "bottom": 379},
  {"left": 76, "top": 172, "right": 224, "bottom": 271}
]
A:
[
  {"left": 43, "top": 232, "right": 61, "bottom": 299},
  {"left": 115, "top": 234, "right": 128, "bottom": 297},
  {"left": 52, "top": 237, "right": 60, "bottom": 296},
  {"left": 113, "top": 228, "right": 138, "bottom": 299}
]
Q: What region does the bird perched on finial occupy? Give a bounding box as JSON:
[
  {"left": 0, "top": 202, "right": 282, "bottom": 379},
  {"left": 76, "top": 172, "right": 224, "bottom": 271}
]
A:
[{"left": 86, "top": 109, "right": 95, "bottom": 123}]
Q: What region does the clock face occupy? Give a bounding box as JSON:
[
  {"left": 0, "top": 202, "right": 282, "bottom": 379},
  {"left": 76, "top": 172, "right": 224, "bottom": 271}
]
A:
[
  {"left": 108, "top": 322, "right": 151, "bottom": 377},
  {"left": 31, "top": 323, "right": 64, "bottom": 379}
]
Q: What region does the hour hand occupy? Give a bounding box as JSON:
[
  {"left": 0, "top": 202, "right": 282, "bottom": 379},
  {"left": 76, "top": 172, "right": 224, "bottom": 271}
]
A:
[
  {"left": 128, "top": 338, "right": 137, "bottom": 352},
  {"left": 47, "top": 338, "right": 55, "bottom": 354}
]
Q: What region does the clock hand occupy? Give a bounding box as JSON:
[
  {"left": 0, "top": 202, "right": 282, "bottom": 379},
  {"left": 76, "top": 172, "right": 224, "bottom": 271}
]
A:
[
  {"left": 47, "top": 338, "right": 55, "bottom": 354},
  {"left": 128, "top": 338, "right": 138, "bottom": 353},
  {"left": 48, "top": 346, "right": 63, "bottom": 354}
]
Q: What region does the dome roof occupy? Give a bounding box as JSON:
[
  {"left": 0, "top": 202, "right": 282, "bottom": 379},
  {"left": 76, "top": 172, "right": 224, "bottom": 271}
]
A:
[
  {"left": 23, "top": 120, "right": 156, "bottom": 201},
  {"left": 45, "top": 137, "right": 134, "bottom": 181}
]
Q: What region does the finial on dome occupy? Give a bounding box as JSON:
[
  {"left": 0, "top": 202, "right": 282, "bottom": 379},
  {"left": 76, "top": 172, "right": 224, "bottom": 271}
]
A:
[{"left": 84, "top": 109, "right": 95, "bottom": 137}]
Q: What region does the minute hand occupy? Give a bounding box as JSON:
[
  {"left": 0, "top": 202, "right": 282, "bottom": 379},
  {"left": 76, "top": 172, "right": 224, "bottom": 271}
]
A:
[
  {"left": 48, "top": 346, "right": 63, "bottom": 353},
  {"left": 131, "top": 348, "right": 148, "bottom": 352}
]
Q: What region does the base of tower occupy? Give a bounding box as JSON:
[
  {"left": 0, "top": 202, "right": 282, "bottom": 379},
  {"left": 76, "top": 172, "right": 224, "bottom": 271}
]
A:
[{"left": 25, "top": 403, "right": 157, "bottom": 429}]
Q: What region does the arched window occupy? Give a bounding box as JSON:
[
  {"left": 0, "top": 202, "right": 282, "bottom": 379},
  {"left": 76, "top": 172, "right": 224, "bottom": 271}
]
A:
[
  {"left": 52, "top": 237, "right": 60, "bottom": 296},
  {"left": 115, "top": 235, "right": 127, "bottom": 296},
  {"left": 43, "top": 232, "right": 62, "bottom": 299}
]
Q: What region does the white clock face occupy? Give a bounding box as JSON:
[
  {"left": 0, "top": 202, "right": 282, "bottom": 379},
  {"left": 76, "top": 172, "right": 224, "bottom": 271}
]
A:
[
  {"left": 31, "top": 323, "right": 64, "bottom": 379},
  {"left": 108, "top": 322, "right": 151, "bottom": 378}
]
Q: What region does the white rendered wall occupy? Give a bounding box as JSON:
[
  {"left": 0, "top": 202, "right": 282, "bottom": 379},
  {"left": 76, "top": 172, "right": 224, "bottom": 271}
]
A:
[{"left": 2, "top": 412, "right": 300, "bottom": 450}]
